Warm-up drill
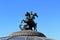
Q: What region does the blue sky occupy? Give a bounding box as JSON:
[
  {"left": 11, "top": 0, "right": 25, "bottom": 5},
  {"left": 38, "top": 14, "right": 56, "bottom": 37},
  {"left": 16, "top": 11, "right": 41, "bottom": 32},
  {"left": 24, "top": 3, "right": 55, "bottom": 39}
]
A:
[{"left": 0, "top": 0, "right": 60, "bottom": 40}]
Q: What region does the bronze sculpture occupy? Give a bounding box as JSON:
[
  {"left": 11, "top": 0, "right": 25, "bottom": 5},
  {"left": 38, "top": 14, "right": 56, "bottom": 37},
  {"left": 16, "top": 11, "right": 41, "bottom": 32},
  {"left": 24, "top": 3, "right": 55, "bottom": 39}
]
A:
[{"left": 19, "top": 11, "right": 38, "bottom": 31}]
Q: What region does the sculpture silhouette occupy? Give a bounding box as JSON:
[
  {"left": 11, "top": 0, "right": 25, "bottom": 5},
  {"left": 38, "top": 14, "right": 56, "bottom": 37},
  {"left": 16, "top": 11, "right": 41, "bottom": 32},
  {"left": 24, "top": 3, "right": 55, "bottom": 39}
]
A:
[{"left": 19, "top": 11, "right": 38, "bottom": 31}]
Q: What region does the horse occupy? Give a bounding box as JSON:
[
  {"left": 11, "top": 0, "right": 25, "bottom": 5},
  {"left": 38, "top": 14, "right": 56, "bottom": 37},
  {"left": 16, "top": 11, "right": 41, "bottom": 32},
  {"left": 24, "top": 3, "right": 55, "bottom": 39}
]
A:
[
  {"left": 22, "top": 19, "right": 37, "bottom": 31},
  {"left": 19, "top": 12, "right": 38, "bottom": 31},
  {"left": 22, "top": 12, "right": 38, "bottom": 31}
]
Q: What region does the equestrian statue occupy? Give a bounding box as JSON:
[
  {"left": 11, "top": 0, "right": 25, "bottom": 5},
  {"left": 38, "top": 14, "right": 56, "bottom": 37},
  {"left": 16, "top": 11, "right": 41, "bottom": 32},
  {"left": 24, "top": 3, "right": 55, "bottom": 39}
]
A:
[{"left": 19, "top": 11, "right": 38, "bottom": 31}]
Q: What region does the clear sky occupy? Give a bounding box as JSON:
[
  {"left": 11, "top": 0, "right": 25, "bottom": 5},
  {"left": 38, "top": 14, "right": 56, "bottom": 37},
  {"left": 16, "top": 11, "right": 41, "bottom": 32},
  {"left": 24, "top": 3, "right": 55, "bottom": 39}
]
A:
[{"left": 0, "top": 0, "right": 60, "bottom": 40}]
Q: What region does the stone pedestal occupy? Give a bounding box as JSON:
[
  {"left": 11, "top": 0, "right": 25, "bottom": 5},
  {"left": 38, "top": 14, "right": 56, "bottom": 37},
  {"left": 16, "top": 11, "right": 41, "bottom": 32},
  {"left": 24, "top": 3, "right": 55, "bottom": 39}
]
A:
[{"left": 0, "top": 30, "right": 54, "bottom": 40}]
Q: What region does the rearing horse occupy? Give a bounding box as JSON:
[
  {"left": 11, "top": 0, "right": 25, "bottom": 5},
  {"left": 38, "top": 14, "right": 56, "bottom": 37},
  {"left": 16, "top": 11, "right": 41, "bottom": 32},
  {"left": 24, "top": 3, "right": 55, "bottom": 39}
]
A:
[{"left": 20, "top": 12, "right": 38, "bottom": 31}]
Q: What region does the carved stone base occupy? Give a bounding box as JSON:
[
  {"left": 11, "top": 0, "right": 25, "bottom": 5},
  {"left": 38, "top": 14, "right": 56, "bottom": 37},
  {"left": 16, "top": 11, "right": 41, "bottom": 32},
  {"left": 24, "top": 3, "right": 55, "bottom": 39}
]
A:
[{"left": 10, "top": 30, "right": 46, "bottom": 37}]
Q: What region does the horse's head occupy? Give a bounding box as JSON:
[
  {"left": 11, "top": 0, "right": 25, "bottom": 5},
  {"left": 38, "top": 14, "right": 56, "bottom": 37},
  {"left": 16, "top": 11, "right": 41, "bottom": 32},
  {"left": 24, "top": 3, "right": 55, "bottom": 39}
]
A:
[{"left": 34, "top": 13, "right": 38, "bottom": 17}]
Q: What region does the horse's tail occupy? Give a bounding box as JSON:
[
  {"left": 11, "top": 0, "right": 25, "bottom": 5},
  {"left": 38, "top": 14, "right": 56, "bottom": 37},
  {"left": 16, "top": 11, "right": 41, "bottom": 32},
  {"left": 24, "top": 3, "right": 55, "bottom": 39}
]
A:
[
  {"left": 19, "top": 24, "right": 24, "bottom": 30},
  {"left": 19, "top": 25, "right": 21, "bottom": 29}
]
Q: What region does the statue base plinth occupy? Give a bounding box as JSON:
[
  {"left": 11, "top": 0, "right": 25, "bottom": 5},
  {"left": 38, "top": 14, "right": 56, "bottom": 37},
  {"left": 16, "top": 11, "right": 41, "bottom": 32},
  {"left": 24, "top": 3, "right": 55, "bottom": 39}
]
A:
[
  {"left": 0, "top": 30, "right": 54, "bottom": 40},
  {"left": 10, "top": 30, "right": 46, "bottom": 37}
]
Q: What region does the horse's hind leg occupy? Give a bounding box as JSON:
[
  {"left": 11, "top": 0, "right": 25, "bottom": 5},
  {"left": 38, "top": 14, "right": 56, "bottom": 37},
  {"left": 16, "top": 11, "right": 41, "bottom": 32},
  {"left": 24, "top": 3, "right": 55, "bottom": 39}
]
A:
[{"left": 34, "top": 23, "right": 37, "bottom": 31}]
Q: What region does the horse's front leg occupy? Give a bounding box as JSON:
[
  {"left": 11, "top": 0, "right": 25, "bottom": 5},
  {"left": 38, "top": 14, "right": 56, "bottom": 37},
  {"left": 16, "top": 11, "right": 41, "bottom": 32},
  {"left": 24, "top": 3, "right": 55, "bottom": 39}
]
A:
[{"left": 22, "top": 19, "right": 27, "bottom": 23}]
